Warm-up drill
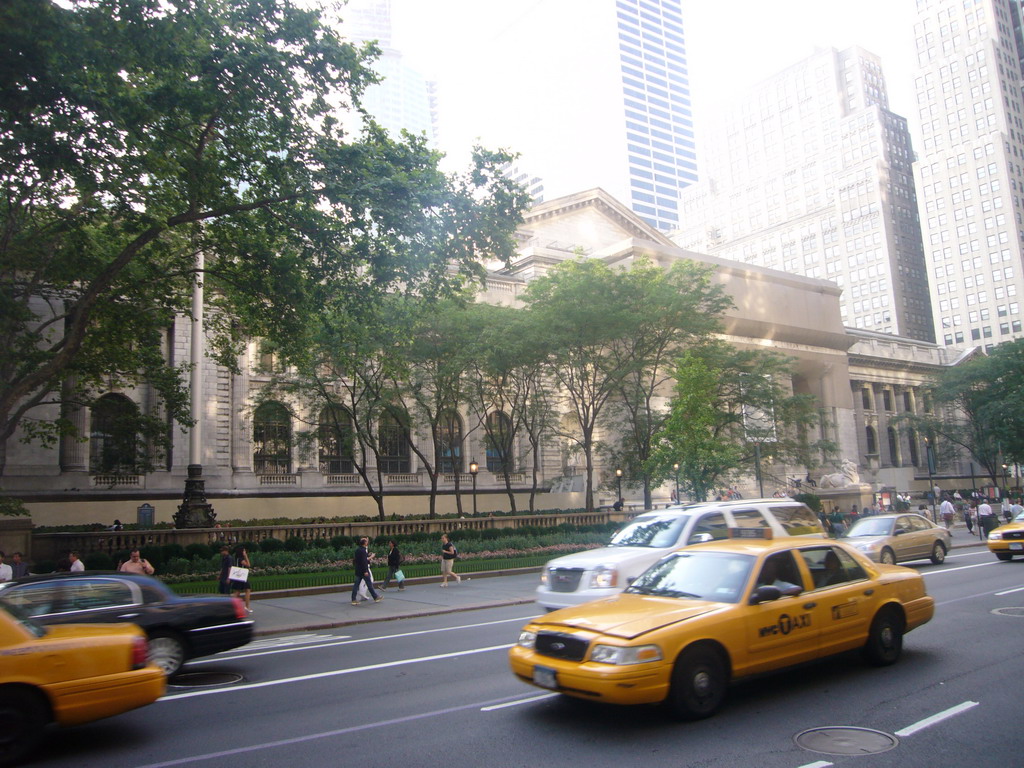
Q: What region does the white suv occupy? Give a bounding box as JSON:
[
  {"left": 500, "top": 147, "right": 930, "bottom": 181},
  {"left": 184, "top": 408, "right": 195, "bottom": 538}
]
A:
[{"left": 535, "top": 498, "right": 826, "bottom": 611}]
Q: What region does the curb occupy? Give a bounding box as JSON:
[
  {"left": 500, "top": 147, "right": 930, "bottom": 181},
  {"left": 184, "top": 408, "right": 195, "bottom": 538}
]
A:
[{"left": 250, "top": 596, "right": 537, "bottom": 637}]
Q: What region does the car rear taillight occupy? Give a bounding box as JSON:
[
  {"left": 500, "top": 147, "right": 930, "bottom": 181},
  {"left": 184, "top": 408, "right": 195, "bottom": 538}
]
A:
[
  {"left": 132, "top": 636, "right": 149, "bottom": 669},
  {"left": 232, "top": 597, "right": 247, "bottom": 619}
]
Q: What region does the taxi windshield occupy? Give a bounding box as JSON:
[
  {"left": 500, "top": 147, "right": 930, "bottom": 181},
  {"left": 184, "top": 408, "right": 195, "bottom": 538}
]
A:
[
  {"left": 844, "top": 518, "right": 894, "bottom": 537},
  {"left": 625, "top": 551, "right": 755, "bottom": 603},
  {"left": 609, "top": 513, "right": 692, "bottom": 548}
]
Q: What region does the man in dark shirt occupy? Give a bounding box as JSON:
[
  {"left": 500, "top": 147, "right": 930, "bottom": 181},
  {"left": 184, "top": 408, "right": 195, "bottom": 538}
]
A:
[
  {"left": 10, "top": 552, "right": 29, "bottom": 579},
  {"left": 351, "top": 537, "right": 382, "bottom": 606}
]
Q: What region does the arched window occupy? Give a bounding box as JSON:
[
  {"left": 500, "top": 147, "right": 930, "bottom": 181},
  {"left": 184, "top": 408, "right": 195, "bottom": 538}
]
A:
[
  {"left": 436, "top": 411, "right": 462, "bottom": 473},
  {"left": 319, "top": 405, "right": 354, "bottom": 474},
  {"left": 90, "top": 394, "right": 141, "bottom": 473},
  {"left": 887, "top": 426, "right": 900, "bottom": 467},
  {"left": 865, "top": 425, "right": 878, "bottom": 456},
  {"left": 908, "top": 430, "right": 920, "bottom": 467},
  {"left": 378, "top": 410, "right": 410, "bottom": 473},
  {"left": 253, "top": 402, "right": 292, "bottom": 475},
  {"left": 486, "top": 411, "right": 514, "bottom": 473}
]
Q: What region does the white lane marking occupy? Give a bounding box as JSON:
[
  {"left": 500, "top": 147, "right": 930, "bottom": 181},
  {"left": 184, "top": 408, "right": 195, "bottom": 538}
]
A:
[
  {"left": 925, "top": 561, "right": 998, "bottom": 575},
  {"left": 994, "top": 585, "right": 1024, "bottom": 595},
  {"left": 230, "top": 634, "right": 351, "bottom": 651},
  {"left": 481, "top": 693, "right": 558, "bottom": 711},
  {"left": 137, "top": 691, "right": 539, "bottom": 768},
  {"left": 189, "top": 614, "right": 538, "bottom": 665},
  {"left": 160, "top": 643, "right": 513, "bottom": 701},
  {"left": 796, "top": 762, "right": 833, "bottom": 768},
  {"left": 894, "top": 701, "right": 980, "bottom": 737}
]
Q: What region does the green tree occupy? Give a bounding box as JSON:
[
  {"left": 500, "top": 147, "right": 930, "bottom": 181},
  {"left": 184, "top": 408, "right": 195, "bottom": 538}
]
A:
[
  {"left": 0, "top": 0, "right": 525, "bottom": 478},
  {"left": 901, "top": 341, "right": 1024, "bottom": 488},
  {"left": 650, "top": 342, "right": 832, "bottom": 502},
  {"left": 520, "top": 259, "right": 639, "bottom": 512},
  {"left": 464, "top": 303, "right": 558, "bottom": 512},
  {"left": 600, "top": 259, "right": 731, "bottom": 507}
]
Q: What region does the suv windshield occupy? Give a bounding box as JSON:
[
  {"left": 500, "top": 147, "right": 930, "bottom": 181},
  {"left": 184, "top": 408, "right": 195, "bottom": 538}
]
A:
[{"left": 609, "top": 513, "right": 692, "bottom": 548}]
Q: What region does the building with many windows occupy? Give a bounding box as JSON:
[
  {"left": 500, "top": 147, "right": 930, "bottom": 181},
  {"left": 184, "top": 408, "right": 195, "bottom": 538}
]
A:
[
  {"left": 912, "top": 0, "right": 1024, "bottom": 349},
  {"left": 673, "top": 46, "right": 934, "bottom": 342},
  {"left": 437, "top": 0, "right": 697, "bottom": 232},
  {"left": 4, "top": 189, "right": 971, "bottom": 526},
  {"left": 338, "top": 0, "right": 438, "bottom": 143}
]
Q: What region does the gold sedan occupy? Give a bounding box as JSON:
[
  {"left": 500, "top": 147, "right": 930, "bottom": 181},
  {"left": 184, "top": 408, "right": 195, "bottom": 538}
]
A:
[
  {"left": 510, "top": 533, "right": 934, "bottom": 719},
  {"left": 0, "top": 601, "right": 165, "bottom": 766}
]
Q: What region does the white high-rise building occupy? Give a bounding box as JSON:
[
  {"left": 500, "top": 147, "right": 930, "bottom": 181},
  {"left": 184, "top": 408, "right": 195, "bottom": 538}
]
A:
[
  {"left": 912, "top": 0, "right": 1024, "bottom": 350},
  {"left": 434, "top": 0, "right": 696, "bottom": 231},
  {"left": 673, "top": 47, "right": 934, "bottom": 342},
  {"left": 340, "top": 0, "right": 438, "bottom": 143}
]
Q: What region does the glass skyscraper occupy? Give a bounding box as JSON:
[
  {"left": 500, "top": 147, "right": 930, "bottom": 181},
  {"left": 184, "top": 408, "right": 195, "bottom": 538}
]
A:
[{"left": 431, "top": 0, "right": 695, "bottom": 231}]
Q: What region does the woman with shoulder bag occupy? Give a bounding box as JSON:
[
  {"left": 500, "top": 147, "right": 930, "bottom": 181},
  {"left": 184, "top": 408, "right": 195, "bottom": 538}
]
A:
[{"left": 383, "top": 540, "right": 405, "bottom": 591}]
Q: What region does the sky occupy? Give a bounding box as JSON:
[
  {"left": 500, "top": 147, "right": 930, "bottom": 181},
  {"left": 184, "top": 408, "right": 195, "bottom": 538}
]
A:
[{"left": 386, "top": 0, "right": 922, "bottom": 167}]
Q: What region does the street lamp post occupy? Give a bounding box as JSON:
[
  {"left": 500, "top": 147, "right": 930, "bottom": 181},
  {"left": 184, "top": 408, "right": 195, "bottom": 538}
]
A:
[
  {"left": 469, "top": 460, "right": 479, "bottom": 517},
  {"left": 615, "top": 468, "right": 623, "bottom": 506},
  {"left": 1003, "top": 463, "right": 1009, "bottom": 501},
  {"left": 673, "top": 463, "right": 679, "bottom": 504}
]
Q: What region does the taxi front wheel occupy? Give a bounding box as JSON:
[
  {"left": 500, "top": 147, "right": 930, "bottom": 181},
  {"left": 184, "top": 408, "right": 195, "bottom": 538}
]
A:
[
  {"left": 862, "top": 608, "right": 904, "bottom": 666},
  {"left": 667, "top": 646, "right": 727, "bottom": 720}
]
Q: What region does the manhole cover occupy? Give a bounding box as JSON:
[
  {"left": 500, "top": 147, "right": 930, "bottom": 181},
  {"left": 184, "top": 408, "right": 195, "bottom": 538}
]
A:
[
  {"left": 992, "top": 607, "right": 1024, "bottom": 617},
  {"left": 168, "top": 672, "right": 244, "bottom": 688},
  {"left": 795, "top": 727, "right": 899, "bottom": 756}
]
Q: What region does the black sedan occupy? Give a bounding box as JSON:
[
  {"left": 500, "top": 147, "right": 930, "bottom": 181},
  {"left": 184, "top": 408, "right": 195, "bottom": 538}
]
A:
[{"left": 0, "top": 572, "right": 254, "bottom": 676}]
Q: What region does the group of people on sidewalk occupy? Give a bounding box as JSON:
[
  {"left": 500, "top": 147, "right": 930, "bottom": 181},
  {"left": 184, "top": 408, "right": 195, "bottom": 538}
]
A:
[{"left": 350, "top": 533, "right": 467, "bottom": 606}]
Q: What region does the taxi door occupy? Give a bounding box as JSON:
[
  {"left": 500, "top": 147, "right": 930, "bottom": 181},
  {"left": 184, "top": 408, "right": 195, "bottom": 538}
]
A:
[
  {"left": 796, "top": 545, "right": 877, "bottom": 655},
  {"left": 741, "top": 551, "right": 820, "bottom": 676}
]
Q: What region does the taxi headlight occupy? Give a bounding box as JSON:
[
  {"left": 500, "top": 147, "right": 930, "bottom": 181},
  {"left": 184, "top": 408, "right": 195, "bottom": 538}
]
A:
[
  {"left": 590, "top": 644, "right": 663, "bottom": 665},
  {"left": 590, "top": 566, "right": 618, "bottom": 589},
  {"left": 988, "top": 531, "right": 1003, "bottom": 541},
  {"left": 518, "top": 630, "right": 537, "bottom": 649}
]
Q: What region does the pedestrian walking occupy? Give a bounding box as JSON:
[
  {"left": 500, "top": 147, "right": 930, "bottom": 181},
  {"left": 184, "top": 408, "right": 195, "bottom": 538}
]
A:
[
  {"left": 351, "top": 537, "right": 382, "bottom": 605},
  {"left": 978, "top": 499, "right": 998, "bottom": 536},
  {"left": 217, "top": 545, "right": 232, "bottom": 595},
  {"left": 440, "top": 533, "right": 463, "bottom": 586},
  {"left": 1011, "top": 498, "right": 1024, "bottom": 522},
  {"left": 963, "top": 502, "right": 975, "bottom": 534},
  {"left": 940, "top": 495, "right": 955, "bottom": 533},
  {"left": 828, "top": 508, "right": 846, "bottom": 537},
  {"left": 231, "top": 545, "right": 252, "bottom": 613},
  {"left": 382, "top": 539, "right": 405, "bottom": 591}
]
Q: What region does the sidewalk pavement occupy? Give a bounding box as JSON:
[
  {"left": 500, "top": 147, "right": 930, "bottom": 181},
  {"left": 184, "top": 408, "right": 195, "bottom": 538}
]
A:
[
  {"left": 244, "top": 523, "right": 989, "bottom": 638},
  {"left": 247, "top": 569, "right": 543, "bottom": 637}
]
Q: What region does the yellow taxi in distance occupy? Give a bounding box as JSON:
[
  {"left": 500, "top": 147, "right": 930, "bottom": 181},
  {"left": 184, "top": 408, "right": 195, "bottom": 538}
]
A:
[
  {"left": 0, "top": 601, "right": 165, "bottom": 766},
  {"left": 510, "top": 531, "right": 934, "bottom": 719},
  {"left": 987, "top": 509, "right": 1024, "bottom": 560}
]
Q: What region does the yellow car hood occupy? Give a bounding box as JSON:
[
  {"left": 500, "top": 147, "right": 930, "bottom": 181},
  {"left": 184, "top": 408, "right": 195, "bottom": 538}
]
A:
[{"left": 543, "top": 593, "right": 725, "bottom": 639}]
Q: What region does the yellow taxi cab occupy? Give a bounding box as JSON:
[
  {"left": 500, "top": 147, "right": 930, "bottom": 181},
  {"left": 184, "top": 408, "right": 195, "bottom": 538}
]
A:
[
  {"left": 0, "top": 600, "right": 165, "bottom": 766},
  {"left": 987, "top": 509, "right": 1024, "bottom": 560},
  {"left": 509, "top": 530, "right": 934, "bottom": 719}
]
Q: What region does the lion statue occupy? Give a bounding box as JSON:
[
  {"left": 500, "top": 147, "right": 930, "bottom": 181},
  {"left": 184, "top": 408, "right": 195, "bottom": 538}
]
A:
[{"left": 819, "top": 459, "right": 860, "bottom": 489}]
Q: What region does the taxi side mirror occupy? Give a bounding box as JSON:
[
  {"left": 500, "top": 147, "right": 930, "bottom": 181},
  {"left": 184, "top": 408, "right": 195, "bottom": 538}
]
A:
[{"left": 750, "top": 585, "right": 782, "bottom": 604}]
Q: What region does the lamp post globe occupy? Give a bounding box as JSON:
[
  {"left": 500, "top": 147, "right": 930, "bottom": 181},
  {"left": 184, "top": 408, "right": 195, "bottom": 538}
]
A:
[{"left": 469, "top": 460, "right": 479, "bottom": 516}]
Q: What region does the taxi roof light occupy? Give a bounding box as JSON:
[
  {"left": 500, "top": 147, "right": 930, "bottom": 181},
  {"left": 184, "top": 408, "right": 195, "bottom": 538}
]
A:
[{"left": 727, "top": 527, "right": 773, "bottom": 540}]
